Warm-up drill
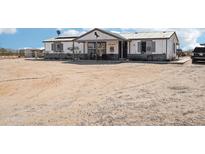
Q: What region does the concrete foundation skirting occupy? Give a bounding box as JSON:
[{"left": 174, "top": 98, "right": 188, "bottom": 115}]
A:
[
  {"left": 44, "top": 53, "right": 119, "bottom": 60},
  {"left": 44, "top": 53, "right": 89, "bottom": 60},
  {"left": 103, "top": 54, "right": 119, "bottom": 60},
  {"left": 44, "top": 53, "right": 71, "bottom": 59},
  {"left": 75, "top": 54, "right": 89, "bottom": 60},
  {"left": 87, "top": 54, "right": 119, "bottom": 60},
  {"left": 45, "top": 53, "right": 167, "bottom": 61},
  {"left": 128, "top": 54, "right": 167, "bottom": 61}
]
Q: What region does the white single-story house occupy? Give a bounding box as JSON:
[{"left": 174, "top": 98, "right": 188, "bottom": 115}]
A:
[{"left": 43, "top": 28, "right": 179, "bottom": 61}]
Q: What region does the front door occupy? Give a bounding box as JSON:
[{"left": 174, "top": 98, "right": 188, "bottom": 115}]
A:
[
  {"left": 87, "top": 42, "right": 96, "bottom": 60},
  {"left": 118, "top": 41, "right": 128, "bottom": 59},
  {"left": 87, "top": 42, "right": 106, "bottom": 60},
  {"left": 123, "top": 41, "right": 128, "bottom": 58}
]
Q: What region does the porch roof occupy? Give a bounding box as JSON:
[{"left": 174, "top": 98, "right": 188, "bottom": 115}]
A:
[
  {"left": 43, "top": 36, "right": 78, "bottom": 42},
  {"left": 43, "top": 29, "right": 179, "bottom": 43}
]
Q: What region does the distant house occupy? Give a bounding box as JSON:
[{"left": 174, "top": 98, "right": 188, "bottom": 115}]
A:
[
  {"left": 19, "top": 48, "right": 44, "bottom": 58},
  {"left": 43, "top": 28, "right": 179, "bottom": 61}
]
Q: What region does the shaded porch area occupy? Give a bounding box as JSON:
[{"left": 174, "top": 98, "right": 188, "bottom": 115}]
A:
[{"left": 75, "top": 28, "right": 128, "bottom": 60}]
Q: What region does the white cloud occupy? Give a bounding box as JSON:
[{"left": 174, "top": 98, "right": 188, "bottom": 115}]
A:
[
  {"left": 38, "top": 47, "right": 45, "bottom": 50},
  {"left": 20, "top": 47, "right": 32, "bottom": 49},
  {"left": 61, "top": 29, "right": 87, "bottom": 36},
  {"left": 56, "top": 28, "right": 63, "bottom": 31},
  {"left": 82, "top": 28, "right": 92, "bottom": 31},
  {"left": 110, "top": 30, "right": 121, "bottom": 34},
  {"left": 176, "top": 29, "right": 205, "bottom": 50},
  {"left": 0, "top": 28, "right": 17, "bottom": 34}
]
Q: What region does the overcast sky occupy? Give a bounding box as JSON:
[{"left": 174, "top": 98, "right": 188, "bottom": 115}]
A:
[{"left": 0, "top": 28, "right": 205, "bottom": 50}]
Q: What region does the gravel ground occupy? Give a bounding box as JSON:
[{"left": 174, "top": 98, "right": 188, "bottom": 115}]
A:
[{"left": 0, "top": 58, "right": 205, "bottom": 125}]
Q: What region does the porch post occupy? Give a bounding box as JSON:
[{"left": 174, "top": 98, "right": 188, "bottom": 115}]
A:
[
  {"left": 96, "top": 40, "right": 97, "bottom": 60},
  {"left": 83, "top": 42, "right": 85, "bottom": 54},
  {"left": 121, "top": 41, "right": 123, "bottom": 59},
  {"left": 128, "top": 41, "right": 130, "bottom": 54},
  {"left": 72, "top": 40, "right": 75, "bottom": 60}
]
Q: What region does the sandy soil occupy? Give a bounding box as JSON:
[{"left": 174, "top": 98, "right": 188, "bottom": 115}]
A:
[{"left": 0, "top": 58, "right": 205, "bottom": 125}]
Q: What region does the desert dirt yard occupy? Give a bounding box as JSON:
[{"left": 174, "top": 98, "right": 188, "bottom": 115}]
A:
[{"left": 0, "top": 58, "right": 205, "bottom": 125}]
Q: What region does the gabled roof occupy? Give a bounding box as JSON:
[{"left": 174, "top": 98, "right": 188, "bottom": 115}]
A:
[
  {"left": 75, "top": 28, "right": 126, "bottom": 41},
  {"left": 43, "top": 28, "right": 179, "bottom": 43},
  {"left": 120, "top": 31, "right": 177, "bottom": 40}
]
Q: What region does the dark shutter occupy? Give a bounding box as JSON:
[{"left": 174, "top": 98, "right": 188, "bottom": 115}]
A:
[
  {"left": 54, "top": 44, "right": 57, "bottom": 52},
  {"left": 138, "top": 42, "right": 141, "bottom": 52},
  {"left": 60, "top": 43, "right": 63, "bottom": 51},
  {"left": 147, "top": 41, "right": 152, "bottom": 53},
  {"left": 152, "top": 41, "right": 156, "bottom": 52},
  {"left": 51, "top": 44, "right": 54, "bottom": 51},
  {"left": 53, "top": 43, "right": 57, "bottom": 52}
]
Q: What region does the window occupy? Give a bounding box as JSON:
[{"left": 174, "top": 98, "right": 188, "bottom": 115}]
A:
[
  {"left": 110, "top": 46, "right": 114, "bottom": 52},
  {"left": 138, "top": 41, "right": 155, "bottom": 53},
  {"left": 56, "top": 43, "right": 63, "bottom": 52},
  {"left": 87, "top": 42, "right": 106, "bottom": 56},
  {"left": 87, "top": 42, "right": 96, "bottom": 54},
  {"left": 56, "top": 44, "right": 61, "bottom": 51},
  {"left": 51, "top": 43, "right": 63, "bottom": 52},
  {"left": 98, "top": 42, "right": 106, "bottom": 48},
  {"left": 147, "top": 46, "right": 151, "bottom": 52}
]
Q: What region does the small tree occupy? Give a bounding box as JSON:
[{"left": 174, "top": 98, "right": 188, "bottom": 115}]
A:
[{"left": 68, "top": 46, "right": 80, "bottom": 61}]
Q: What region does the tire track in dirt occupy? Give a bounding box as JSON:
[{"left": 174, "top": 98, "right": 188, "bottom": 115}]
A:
[{"left": 0, "top": 77, "right": 46, "bottom": 83}]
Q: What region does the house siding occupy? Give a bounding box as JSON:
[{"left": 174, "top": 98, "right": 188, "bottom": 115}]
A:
[
  {"left": 128, "top": 39, "right": 168, "bottom": 60},
  {"left": 44, "top": 42, "right": 83, "bottom": 54},
  {"left": 106, "top": 40, "right": 118, "bottom": 54},
  {"left": 44, "top": 42, "right": 52, "bottom": 52},
  {"left": 167, "top": 34, "right": 178, "bottom": 60},
  {"left": 129, "top": 39, "right": 167, "bottom": 54}
]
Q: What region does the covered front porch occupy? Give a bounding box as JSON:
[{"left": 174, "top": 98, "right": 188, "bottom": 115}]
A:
[{"left": 75, "top": 28, "right": 128, "bottom": 60}]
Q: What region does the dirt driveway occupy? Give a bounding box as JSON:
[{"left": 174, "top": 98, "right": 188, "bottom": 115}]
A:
[{"left": 0, "top": 59, "right": 205, "bottom": 125}]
